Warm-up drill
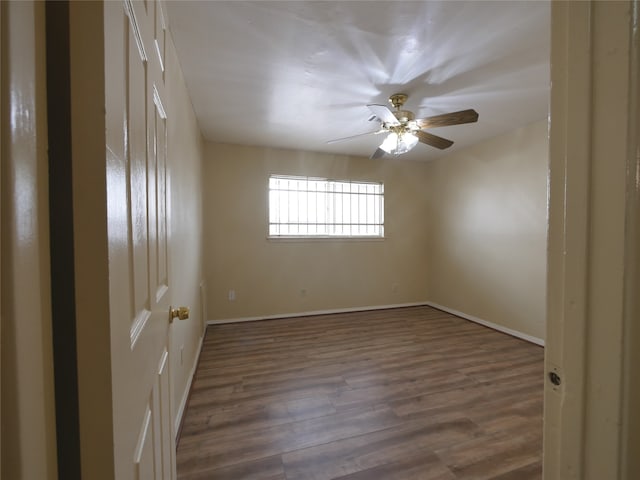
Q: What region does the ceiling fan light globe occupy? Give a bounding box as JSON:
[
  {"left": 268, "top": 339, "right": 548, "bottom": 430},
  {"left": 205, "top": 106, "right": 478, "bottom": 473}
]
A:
[
  {"left": 379, "top": 132, "right": 399, "bottom": 154},
  {"left": 399, "top": 132, "right": 419, "bottom": 152},
  {"left": 380, "top": 131, "right": 418, "bottom": 155}
]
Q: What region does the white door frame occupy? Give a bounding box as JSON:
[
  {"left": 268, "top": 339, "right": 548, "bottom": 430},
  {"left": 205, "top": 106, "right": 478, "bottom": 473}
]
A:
[
  {"left": 620, "top": 2, "right": 640, "bottom": 477},
  {"left": 545, "top": 1, "right": 640, "bottom": 478},
  {"left": 0, "top": 2, "right": 4, "bottom": 473}
]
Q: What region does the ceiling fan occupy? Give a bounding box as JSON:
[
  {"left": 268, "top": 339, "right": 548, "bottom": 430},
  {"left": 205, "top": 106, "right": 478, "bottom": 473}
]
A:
[{"left": 329, "top": 93, "right": 479, "bottom": 159}]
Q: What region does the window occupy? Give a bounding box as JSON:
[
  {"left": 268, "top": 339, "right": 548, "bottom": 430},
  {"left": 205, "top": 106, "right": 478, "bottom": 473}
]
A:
[{"left": 268, "top": 175, "right": 384, "bottom": 238}]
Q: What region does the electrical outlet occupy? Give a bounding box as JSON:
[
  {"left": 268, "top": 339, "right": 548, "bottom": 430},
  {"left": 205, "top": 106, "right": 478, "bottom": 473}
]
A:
[{"left": 228, "top": 289, "right": 236, "bottom": 301}]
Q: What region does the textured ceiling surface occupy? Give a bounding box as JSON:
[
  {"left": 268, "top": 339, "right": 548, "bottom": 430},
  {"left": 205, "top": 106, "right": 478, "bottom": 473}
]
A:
[{"left": 165, "top": 1, "right": 550, "bottom": 161}]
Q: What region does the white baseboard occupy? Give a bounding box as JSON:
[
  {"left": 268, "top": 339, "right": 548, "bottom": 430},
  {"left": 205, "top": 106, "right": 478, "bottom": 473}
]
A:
[
  {"left": 206, "top": 301, "right": 431, "bottom": 325},
  {"left": 205, "top": 301, "right": 544, "bottom": 347},
  {"left": 174, "top": 332, "right": 204, "bottom": 438},
  {"left": 425, "top": 301, "right": 545, "bottom": 347}
]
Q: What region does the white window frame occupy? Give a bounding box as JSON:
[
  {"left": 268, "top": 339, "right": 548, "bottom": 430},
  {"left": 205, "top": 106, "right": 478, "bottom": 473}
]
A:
[{"left": 268, "top": 175, "right": 384, "bottom": 239}]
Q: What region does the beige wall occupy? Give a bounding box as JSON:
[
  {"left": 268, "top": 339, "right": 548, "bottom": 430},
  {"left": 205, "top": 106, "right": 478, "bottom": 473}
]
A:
[
  {"left": 203, "top": 143, "right": 432, "bottom": 321},
  {"left": 1, "top": 2, "right": 58, "bottom": 478},
  {"left": 165, "top": 33, "right": 205, "bottom": 429},
  {"left": 425, "top": 120, "right": 548, "bottom": 341}
]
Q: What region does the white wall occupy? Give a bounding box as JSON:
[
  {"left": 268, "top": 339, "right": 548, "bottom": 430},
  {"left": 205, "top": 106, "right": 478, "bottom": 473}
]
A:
[{"left": 425, "top": 120, "right": 548, "bottom": 341}]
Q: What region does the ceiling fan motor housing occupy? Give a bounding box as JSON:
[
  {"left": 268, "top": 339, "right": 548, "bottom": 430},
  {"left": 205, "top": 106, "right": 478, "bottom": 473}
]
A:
[
  {"left": 394, "top": 110, "right": 415, "bottom": 123},
  {"left": 389, "top": 93, "right": 408, "bottom": 109},
  {"left": 388, "top": 93, "right": 415, "bottom": 125}
]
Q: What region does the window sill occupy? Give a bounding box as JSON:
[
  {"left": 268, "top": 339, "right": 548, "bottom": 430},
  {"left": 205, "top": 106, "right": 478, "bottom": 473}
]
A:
[{"left": 267, "top": 235, "right": 385, "bottom": 242}]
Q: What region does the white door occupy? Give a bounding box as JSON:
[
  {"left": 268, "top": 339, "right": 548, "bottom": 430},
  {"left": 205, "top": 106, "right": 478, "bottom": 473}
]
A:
[{"left": 104, "top": 0, "right": 175, "bottom": 478}]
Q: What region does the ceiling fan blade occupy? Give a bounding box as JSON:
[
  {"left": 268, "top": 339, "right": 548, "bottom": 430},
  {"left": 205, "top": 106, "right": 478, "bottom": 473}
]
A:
[
  {"left": 416, "top": 109, "right": 479, "bottom": 129},
  {"left": 327, "top": 130, "right": 380, "bottom": 144},
  {"left": 416, "top": 130, "right": 454, "bottom": 150},
  {"left": 370, "top": 148, "right": 386, "bottom": 159},
  {"left": 367, "top": 104, "right": 400, "bottom": 126}
]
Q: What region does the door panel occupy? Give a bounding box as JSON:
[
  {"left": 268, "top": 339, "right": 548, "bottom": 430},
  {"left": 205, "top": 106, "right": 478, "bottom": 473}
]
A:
[
  {"left": 133, "top": 408, "right": 154, "bottom": 479},
  {"left": 152, "top": 86, "right": 169, "bottom": 303},
  {"left": 156, "top": 349, "right": 175, "bottom": 478},
  {"left": 128, "top": 2, "right": 152, "bottom": 345}
]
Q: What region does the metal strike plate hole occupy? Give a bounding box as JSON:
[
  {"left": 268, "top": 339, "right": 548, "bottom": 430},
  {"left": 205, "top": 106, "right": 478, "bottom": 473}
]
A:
[{"left": 549, "top": 371, "right": 561, "bottom": 386}]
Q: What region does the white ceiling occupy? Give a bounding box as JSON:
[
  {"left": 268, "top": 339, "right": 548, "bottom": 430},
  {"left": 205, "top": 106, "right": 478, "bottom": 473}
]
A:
[{"left": 165, "top": 1, "right": 550, "bottom": 161}]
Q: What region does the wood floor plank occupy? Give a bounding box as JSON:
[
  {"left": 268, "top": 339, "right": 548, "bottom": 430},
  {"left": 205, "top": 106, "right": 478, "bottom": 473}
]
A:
[
  {"left": 177, "top": 305, "right": 544, "bottom": 479},
  {"left": 177, "top": 406, "right": 402, "bottom": 473},
  {"left": 178, "top": 455, "right": 286, "bottom": 480},
  {"left": 281, "top": 417, "right": 477, "bottom": 480},
  {"left": 334, "top": 451, "right": 456, "bottom": 480},
  {"left": 434, "top": 429, "right": 542, "bottom": 479}
]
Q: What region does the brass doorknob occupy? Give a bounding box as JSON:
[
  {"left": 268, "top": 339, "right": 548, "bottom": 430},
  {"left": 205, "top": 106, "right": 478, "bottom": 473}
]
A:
[{"left": 170, "top": 306, "right": 190, "bottom": 322}]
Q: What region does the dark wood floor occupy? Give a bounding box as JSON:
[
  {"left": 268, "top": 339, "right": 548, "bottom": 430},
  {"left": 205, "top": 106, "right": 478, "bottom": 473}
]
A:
[{"left": 176, "top": 305, "right": 544, "bottom": 479}]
